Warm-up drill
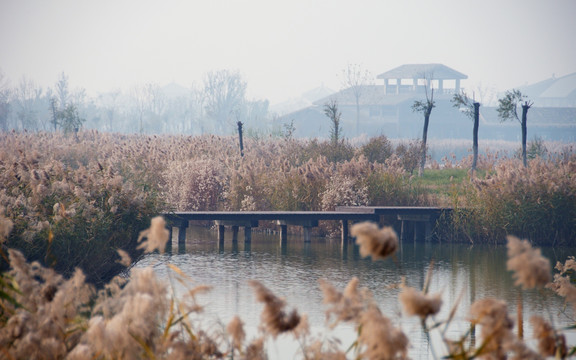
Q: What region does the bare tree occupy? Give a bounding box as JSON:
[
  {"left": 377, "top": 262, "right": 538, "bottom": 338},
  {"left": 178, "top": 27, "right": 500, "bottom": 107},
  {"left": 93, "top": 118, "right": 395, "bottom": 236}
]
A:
[
  {"left": 411, "top": 73, "right": 435, "bottom": 177},
  {"left": 341, "top": 63, "right": 372, "bottom": 136},
  {"left": 188, "top": 87, "right": 203, "bottom": 134},
  {"left": 99, "top": 90, "right": 120, "bottom": 132},
  {"left": 54, "top": 72, "right": 70, "bottom": 111},
  {"left": 130, "top": 84, "right": 159, "bottom": 133},
  {"left": 497, "top": 89, "right": 533, "bottom": 167},
  {"left": 14, "top": 76, "right": 43, "bottom": 130},
  {"left": 452, "top": 90, "right": 481, "bottom": 173},
  {"left": 0, "top": 69, "right": 11, "bottom": 131},
  {"left": 203, "top": 70, "right": 247, "bottom": 134}
]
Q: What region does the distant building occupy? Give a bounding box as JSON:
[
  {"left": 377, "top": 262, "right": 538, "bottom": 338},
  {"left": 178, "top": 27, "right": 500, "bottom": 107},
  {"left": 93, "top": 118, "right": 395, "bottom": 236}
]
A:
[
  {"left": 277, "top": 64, "right": 576, "bottom": 142},
  {"left": 377, "top": 63, "right": 467, "bottom": 96},
  {"left": 519, "top": 72, "right": 576, "bottom": 108},
  {"left": 278, "top": 64, "right": 471, "bottom": 139}
]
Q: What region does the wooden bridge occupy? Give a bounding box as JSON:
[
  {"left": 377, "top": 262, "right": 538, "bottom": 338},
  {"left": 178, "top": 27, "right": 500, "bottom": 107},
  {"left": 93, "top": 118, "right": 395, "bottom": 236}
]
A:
[{"left": 163, "top": 206, "right": 452, "bottom": 250}]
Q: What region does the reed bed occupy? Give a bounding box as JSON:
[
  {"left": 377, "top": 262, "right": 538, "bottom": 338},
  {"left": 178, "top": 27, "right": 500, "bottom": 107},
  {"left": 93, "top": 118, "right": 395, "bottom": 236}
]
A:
[
  {"left": 1, "top": 131, "right": 574, "bottom": 283},
  {"left": 1, "top": 130, "right": 575, "bottom": 358}
]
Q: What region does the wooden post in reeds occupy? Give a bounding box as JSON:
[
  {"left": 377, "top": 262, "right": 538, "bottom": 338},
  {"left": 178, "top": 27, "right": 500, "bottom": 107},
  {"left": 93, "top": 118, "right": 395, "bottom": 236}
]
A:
[
  {"left": 237, "top": 121, "right": 244, "bottom": 157},
  {"left": 472, "top": 102, "right": 480, "bottom": 174}
]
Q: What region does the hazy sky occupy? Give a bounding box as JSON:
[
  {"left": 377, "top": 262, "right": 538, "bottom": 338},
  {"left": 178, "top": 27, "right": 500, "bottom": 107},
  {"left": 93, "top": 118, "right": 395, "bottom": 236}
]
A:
[{"left": 1, "top": 0, "right": 575, "bottom": 104}]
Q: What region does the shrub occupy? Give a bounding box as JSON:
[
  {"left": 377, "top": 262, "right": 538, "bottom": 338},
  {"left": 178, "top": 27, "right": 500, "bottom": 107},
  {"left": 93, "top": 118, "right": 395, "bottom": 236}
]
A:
[
  {"left": 394, "top": 139, "right": 421, "bottom": 174},
  {"left": 459, "top": 157, "right": 576, "bottom": 244},
  {"left": 358, "top": 135, "right": 393, "bottom": 164}
]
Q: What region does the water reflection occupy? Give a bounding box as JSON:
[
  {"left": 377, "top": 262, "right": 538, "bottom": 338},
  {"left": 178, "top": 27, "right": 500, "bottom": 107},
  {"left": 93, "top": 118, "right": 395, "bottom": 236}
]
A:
[{"left": 135, "top": 226, "right": 575, "bottom": 359}]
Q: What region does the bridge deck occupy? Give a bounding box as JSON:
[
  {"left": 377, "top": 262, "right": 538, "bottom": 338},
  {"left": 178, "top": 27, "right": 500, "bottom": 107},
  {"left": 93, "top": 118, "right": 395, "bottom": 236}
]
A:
[
  {"left": 162, "top": 207, "right": 452, "bottom": 249},
  {"left": 165, "top": 210, "right": 379, "bottom": 222},
  {"left": 165, "top": 206, "right": 451, "bottom": 223}
]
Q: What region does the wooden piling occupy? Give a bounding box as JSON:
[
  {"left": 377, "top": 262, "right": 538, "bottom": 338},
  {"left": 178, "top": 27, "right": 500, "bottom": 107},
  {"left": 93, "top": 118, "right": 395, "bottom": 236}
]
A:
[{"left": 341, "top": 220, "right": 349, "bottom": 246}]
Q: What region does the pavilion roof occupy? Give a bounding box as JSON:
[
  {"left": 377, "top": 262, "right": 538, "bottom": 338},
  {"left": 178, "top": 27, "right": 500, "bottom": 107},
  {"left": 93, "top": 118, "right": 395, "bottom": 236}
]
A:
[{"left": 377, "top": 64, "right": 468, "bottom": 80}]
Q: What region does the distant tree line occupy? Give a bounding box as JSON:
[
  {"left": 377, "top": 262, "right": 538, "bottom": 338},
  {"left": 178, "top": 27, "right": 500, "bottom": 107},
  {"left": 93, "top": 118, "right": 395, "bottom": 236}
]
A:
[{"left": 0, "top": 69, "right": 272, "bottom": 135}]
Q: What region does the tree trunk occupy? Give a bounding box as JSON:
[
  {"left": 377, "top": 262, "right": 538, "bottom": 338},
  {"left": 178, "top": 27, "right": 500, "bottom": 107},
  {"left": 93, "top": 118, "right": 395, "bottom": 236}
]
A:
[
  {"left": 355, "top": 100, "right": 360, "bottom": 136},
  {"left": 472, "top": 102, "right": 480, "bottom": 174},
  {"left": 521, "top": 104, "right": 529, "bottom": 167},
  {"left": 419, "top": 108, "right": 431, "bottom": 177}
]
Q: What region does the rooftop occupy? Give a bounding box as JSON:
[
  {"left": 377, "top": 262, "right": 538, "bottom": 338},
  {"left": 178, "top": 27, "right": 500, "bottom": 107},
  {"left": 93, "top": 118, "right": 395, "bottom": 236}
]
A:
[
  {"left": 377, "top": 64, "right": 468, "bottom": 80},
  {"left": 520, "top": 72, "right": 576, "bottom": 99}
]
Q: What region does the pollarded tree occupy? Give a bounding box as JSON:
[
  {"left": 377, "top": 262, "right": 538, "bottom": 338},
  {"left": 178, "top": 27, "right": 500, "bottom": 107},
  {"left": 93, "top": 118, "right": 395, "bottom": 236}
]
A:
[
  {"left": 324, "top": 98, "right": 342, "bottom": 146},
  {"left": 497, "top": 89, "right": 533, "bottom": 167},
  {"left": 452, "top": 90, "right": 480, "bottom": 173},
  {"left": 323, "top": 99, "right": 353, "bottom": 163},
  {"left": 412, "top": 74, "right": 435, "bottom": 177}
]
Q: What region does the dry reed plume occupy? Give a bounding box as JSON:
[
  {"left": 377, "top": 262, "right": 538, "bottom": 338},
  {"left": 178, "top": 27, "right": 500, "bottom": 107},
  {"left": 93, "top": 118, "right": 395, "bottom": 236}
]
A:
[
  {"left": 506, "top": 235, "right": 552, "bottom": 289},
  {"left": 398, "top": 286, "right": 442, "bottom": 319},
  {"left": 350, "top": 222, "right": 398, "bottom": 260},
  {"left": 531, "top": 315, "right": 568, "bottom": 358},
  {"left": 547, "top": 256, "right": 576, "bottom": 311},
  {"left": 249, "top": 280, "right": 301, "bottom": 338}
]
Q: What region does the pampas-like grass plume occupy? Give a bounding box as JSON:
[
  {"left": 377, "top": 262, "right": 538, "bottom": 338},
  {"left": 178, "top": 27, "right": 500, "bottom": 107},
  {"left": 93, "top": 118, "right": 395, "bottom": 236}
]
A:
[
  {"left": 469, "top": 298, "right": 514, "bottom": 358},
  {"left": 137, "top": 216, "right": 170, "bottom": 254},
  {"left": 531, "top": 315, "right": 567, "bottom": 358},
  {"left": 319, "top": 277, "right": 368, "bottom": 324},
  {"left": 227, "top": 315, "right": 246, "bottom": 351},
  {"left": 358, "top": 306, "right": 409, "bottom": 360},
  {"left": 506, "top": 236, "right": 551, "bottom": 289},
  {"left": 547, "top": 256, "right": 576, "bottom": 311},
  {"left": 350, "top": 222, "right": 398, "bottom": 261},
  {"left": 399, "top": 286, "right": 442, "bottom": 319},
  {"left": 249, "top": 280, "right": 301, "bottom": 338}
]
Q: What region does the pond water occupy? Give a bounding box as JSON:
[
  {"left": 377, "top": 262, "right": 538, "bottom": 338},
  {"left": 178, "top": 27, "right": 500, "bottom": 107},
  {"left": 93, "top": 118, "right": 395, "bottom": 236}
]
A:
[{"left": 134, "top": 226, "right": 575, "bottom": 359}]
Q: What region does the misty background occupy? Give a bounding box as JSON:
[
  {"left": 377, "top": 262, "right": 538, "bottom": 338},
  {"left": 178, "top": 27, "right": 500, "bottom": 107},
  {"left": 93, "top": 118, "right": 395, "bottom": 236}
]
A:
[{"left": 0, "top": 0, "right": 575, "bottom": 146}]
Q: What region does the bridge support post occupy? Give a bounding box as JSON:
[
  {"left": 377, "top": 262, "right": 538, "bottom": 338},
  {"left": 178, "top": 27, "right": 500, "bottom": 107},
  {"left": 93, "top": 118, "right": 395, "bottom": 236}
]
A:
[
  {"left": 166, "top": 227, "right": 173, "bottom": 252},
  {"left": 303, "top": 226, "right": 312, "bottom": 242},
  {"left": 280, "top": 224, "right": 288, "bottom": 246},
  {"left": 177, "top": 222, "right": 188, "bottom": 252},
  {"left": 397, "top": 214, "right": 432, "bottom": 242},
  {"left": 215, "top": 220, "right": 258, "bottom": 244},
  {"left": 276, "top": 220, "right": 318, "bottom": 243},
  {"left": 218, "top": 224, "right": 225, "bottom": 243},
  {"left": 425, "top": 221, "right": 433, "bottom": 242},
  {"left": 341, "top": 220, "right": 349, "bottom": 246}
]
